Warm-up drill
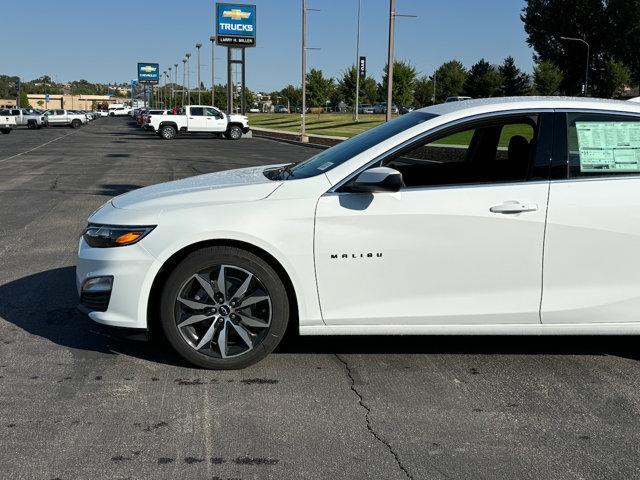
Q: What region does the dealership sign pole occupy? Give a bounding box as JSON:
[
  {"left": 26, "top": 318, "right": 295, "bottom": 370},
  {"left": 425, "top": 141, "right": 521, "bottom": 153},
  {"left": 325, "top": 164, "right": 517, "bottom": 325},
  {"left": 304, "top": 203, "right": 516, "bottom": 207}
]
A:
[{"left": 215, "top": 3, "right": 256, "bottom": 115}]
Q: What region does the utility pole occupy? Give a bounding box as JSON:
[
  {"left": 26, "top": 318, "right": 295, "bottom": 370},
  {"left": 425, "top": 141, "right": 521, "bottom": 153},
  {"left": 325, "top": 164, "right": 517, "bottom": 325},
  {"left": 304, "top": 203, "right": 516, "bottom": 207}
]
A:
[
  {"left": 195, "top": 43, "right": 202, "bottom": 104},
  {"left": 432, "top": 69, "right": 437, "bottom": 104},
  {"left": 385, "top": 0, "right": 395, "bottom": 122},
  {"left": 301, "top": 0, "right": 307, "bottom": 142},
  {"left": 353, "top": 0, "right": 361, "bottom": 122},
  {"left": 210, "top": 36, "right": 216, "bottom": 107},
  {"left": 385, "top": 0, "right": 416, "bottom": 121},
  {"left": 185, "top": 53, "right": 191, "bottom": 105},
  {"left": 301, "top": 0, "right": 320, "bottom": 142}
]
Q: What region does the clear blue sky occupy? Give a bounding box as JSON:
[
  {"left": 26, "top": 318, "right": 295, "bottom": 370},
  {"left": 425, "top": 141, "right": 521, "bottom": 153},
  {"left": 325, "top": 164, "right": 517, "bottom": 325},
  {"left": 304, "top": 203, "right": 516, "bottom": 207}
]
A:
[{"left": 5, "top": 0, "right": 533, "bottom": 91}]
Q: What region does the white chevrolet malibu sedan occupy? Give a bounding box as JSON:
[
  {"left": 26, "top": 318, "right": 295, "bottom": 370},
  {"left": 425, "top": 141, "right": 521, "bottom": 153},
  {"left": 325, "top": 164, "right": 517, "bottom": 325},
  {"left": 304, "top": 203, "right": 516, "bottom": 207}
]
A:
[{"left": 77, "top": 97, "right": 640, "bottom": 369}]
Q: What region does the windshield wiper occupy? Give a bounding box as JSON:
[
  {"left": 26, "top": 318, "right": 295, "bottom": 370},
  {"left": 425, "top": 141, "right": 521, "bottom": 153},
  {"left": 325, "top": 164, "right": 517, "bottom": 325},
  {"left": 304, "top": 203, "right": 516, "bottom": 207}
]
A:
[{"left": 279, "top": 163, "right": 296, "bottom": 180}]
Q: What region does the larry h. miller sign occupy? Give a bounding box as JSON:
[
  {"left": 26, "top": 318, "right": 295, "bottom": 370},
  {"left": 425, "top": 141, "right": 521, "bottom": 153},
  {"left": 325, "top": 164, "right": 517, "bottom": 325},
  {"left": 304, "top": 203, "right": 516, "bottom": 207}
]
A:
[
  {"left": 216, "top": 3, "right": 256, "bottom": 47},
  {"left": 137, "top": 63, "right": 160, "bottom": 84}
]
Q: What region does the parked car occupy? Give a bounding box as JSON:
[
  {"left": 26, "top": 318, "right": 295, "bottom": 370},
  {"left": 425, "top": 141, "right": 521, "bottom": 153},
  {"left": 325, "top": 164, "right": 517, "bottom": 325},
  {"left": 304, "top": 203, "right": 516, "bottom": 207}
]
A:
[
  {"left": 274, "top": 105, "right": 289, "bottom": 114},
  {"left": 0, "top": 111, "right": 16, "bottom": 134},
  {"left": 358, "top": 104, "right": 374, "bottom": 114},
  {"left": 248, "top": 107, "right": 260, "bottom": 113},
  {"left": 3, "top": 108, "right": 48, "bottom": 129},
  {"left": 149, "top": 105, "right": 249, "bottom": 140},
  {"left": 399, "top": 105, "right": 415, "bottom": 115},
  {"left": 77, "top": 96, "right": 640, "bottom": 369},
  {"left": 43, "top": 109, "right": 87, "bottom": 128},
  {"left": 445, "top": 96, "right": 472, "bottom": 103},
  {"left": 373, "top": 103, "right": 398, "bottom": 114},
  {"left": 108, "top": 105, "right": 131, "bottom": 116}
]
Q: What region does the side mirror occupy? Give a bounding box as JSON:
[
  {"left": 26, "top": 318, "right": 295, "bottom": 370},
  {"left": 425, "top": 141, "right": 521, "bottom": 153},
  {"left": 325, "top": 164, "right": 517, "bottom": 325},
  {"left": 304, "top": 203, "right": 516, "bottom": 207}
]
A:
[{"left": 349, "top": 167, "right": 403, "bottom": 193}]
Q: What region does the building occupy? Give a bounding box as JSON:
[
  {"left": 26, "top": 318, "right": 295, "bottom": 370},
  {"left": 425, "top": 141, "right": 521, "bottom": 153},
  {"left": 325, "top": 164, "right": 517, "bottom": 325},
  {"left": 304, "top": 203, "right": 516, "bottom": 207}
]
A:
[{"left": 25, "top": 94, "right": 129, "bottom": 110}]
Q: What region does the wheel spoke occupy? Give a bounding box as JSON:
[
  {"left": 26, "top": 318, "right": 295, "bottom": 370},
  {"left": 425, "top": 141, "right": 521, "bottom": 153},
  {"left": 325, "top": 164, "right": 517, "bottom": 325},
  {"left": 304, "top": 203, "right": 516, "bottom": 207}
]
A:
[
  {"left": 217, "top": 265, "right": 227, "bottom": 301},
  {"left": 230, "top": 322, "right": 253, "bottom": 349},
  {"left": 178, "top": 313, "right": 214, "bottom": 329},
  {"left": 194, "top": 274, "right": 216, "bottom": 302},
  {"left": 217, "top": 320, "right": 228, "bottom": 358},
  {"left": 237, "top": 313, "right": 269, "bottom": 329},
  {"left": 238, "top": 295, "right": 269, "bottom": 309},
  {"left": 195, "top": 318, "right": 219, "bottom": 350},
  {"left": 177, "top": 297, "right": 212, "bottom": 310},
  {"left": 231, "top": 273, "right": 253, "bottom": 301}
]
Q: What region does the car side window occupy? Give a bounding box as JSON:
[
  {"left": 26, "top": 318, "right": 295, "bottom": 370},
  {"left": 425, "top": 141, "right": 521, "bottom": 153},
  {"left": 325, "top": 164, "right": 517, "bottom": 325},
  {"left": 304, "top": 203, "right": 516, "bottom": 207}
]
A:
[
  {"left": 567, "top": 113, "right": 640, "bottom": 178},
  {"left": 56, "top": 110, "right": 64, "bottom": 115},
  {"left": 381, "top": 116, "right": 538, "bottom": 188},
  {"left": 204, "top": 107, "right": 218, "bottom": 117},
  {"left": 190, "top": 107, "right": 204, "bottom": 116}
]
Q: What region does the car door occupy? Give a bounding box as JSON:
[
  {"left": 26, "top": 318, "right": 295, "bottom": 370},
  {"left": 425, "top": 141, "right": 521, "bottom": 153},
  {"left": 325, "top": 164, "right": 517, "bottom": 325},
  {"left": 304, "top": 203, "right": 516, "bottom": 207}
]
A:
[
  {"left": 205, "top": 107, "right": 227, "bottom": 132},
  {"left": 314, "top": 113, "right": 554, "bottom": 326},
  {"left": 542, "top": 111, "right": 640, "bottom": 324},
  {"left": 187, "top": 107, "right": 208, "bottom": 131},
  {"left": 47, "top": 110, "right": 64, "bottom": 124}
]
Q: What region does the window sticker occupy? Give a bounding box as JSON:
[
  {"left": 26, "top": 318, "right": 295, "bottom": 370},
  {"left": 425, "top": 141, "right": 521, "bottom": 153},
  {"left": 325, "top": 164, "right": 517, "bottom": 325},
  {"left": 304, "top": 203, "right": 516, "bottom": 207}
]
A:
[
  {"left": 576, "top": 122, "right": 640, "bottom": 173},
  {"left": 317, "top": 162, "right": 334, "bottom": 171}
]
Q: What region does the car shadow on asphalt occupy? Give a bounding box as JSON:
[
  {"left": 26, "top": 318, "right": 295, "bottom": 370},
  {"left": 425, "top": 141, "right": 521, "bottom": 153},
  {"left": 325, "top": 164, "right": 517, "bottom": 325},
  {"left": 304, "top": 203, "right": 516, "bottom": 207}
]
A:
[{"left": 2, "top": 266, "right": 640, "bottom": 366}]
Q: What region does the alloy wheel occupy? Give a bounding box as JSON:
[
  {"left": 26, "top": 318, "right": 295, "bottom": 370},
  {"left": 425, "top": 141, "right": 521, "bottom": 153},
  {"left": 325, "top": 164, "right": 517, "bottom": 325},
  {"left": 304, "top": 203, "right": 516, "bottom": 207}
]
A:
[{"left": 174, "top": 265, "right": 272, "bottom": 359}]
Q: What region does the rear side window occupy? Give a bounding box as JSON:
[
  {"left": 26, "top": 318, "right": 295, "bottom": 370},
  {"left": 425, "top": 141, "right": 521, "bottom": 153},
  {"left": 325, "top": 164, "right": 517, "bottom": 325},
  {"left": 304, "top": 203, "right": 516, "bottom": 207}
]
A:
[
  {"left": 567, "top": 113, "right": 640, "bottom": 178},
  {"left": 190, "top": 107, "right": 204, "bottom": 116}
]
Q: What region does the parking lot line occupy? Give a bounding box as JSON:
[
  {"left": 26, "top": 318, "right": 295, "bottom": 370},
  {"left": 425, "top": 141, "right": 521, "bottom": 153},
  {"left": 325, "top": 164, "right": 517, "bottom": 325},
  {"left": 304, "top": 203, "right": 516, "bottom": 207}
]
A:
[{"left": 0, "top": 130, "right": 78, "bottom": 163}]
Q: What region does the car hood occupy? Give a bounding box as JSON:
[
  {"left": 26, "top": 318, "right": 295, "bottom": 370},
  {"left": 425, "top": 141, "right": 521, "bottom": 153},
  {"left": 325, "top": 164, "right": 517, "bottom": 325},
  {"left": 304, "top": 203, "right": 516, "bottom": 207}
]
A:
[{"left": 111, "top": 165, "right": 282, "bottom": 211}]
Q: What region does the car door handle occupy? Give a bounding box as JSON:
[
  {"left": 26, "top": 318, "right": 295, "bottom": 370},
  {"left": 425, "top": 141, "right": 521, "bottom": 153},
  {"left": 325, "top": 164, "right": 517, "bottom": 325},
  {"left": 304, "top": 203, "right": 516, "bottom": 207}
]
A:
[{"left": 490, "top": 201, "right": 538, "bottom": 214}]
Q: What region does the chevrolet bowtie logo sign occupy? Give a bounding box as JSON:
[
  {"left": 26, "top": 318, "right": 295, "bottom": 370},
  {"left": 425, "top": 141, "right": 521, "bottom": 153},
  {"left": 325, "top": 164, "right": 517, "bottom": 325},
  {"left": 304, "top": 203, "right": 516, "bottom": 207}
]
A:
[
  {"left": 222, "top": 9, "right": 251, "bottom": 20},
  {"left": 140, "top": 66, "right": 157, "bottom": 73}
]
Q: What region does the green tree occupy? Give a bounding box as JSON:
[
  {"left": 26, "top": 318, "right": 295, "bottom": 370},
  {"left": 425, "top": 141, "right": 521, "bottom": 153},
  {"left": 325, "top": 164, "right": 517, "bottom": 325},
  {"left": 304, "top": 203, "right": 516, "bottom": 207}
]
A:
[
  {"left": 278, "top": 84, "right": 302, "bottom": 110},
  {"left": 533, "top": 60, "right": 564, "bottom": 95},
  {"left": 0, "top": 75, "right": 19, "bottom": 98},
  {"left": 337, "top": 66, "right": 378, "bottom": 107},
  {"left": 19, "top": 90, "right": 30, "bottom": 108},
  {"left": 306, "top": 68, "right": 334, "bottom": 107},
  {"left": 464, "top": 59, "right": 502, "bottom": 98},
  {"left": 413, "top": 75, "right": 435, "bottom": 106},
  {"left": 521, "top": 0, "right": 626, "bottom": 94},
  {"left": 498, "top": 56, "right": 530, "bottom": 96},
  {"left": 597, "top": 58, "right": 632, "bottom": 98},
  {"left": 380, "top": 60, "right": 418, "bottom": 106},
  {"left": 433, "top": 60, "right": 467, "bottom": 103}
]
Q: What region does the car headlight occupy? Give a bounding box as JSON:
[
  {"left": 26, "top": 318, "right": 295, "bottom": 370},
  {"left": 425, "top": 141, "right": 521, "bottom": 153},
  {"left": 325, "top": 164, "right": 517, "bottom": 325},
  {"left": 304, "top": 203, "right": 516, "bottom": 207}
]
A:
[{"left": 83, "top": 224, "right": 156, "bottom": 248}]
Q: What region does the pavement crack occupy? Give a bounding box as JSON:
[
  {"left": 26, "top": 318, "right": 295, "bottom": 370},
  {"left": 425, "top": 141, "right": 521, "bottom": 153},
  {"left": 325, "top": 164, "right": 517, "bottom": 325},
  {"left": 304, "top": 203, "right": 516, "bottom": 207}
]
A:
[{"left": 335, "top": 354, "right": 414, "bottom": 480}]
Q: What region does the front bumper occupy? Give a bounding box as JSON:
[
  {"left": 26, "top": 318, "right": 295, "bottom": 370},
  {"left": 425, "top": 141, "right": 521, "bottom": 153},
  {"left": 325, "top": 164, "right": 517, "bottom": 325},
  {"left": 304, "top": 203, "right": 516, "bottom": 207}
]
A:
[{"left": 76, "top": 237, "right": 161, "bottom": 329}]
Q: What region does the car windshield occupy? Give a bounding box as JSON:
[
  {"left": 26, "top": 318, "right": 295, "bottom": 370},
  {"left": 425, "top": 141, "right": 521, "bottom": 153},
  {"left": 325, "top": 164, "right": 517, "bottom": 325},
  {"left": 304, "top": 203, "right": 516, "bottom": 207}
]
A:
[{"left": 276, "top": 111, "right": 438, "bottom": 179}]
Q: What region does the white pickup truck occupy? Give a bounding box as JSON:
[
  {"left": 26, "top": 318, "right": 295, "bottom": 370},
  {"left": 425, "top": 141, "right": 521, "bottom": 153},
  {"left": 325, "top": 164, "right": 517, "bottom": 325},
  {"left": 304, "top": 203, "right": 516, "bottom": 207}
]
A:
[
  {"left": 3, "top": 108, "right": 48, "bottom": 129},
  {"left": 1, "top": 112, "right": 16, "bottom": 134},
  {"left": 149, "top": 105, "right": 250, "bottom": 140},
  {"left": 44, "top": 109, "right": 87, "bottom": 128}
]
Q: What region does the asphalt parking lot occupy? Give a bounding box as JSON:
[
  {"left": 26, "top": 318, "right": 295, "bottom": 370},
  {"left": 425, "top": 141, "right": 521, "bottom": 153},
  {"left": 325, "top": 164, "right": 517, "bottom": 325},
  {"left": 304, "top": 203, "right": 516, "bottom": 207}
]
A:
[{"left": 1, "top": 118, "right": 640, "bottom": 480}]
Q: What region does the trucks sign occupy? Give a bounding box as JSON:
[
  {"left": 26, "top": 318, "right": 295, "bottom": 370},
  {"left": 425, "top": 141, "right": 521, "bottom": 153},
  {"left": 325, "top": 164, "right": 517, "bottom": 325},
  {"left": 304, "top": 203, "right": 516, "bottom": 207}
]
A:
[
  {"left": 137, "top": 63, "right": 159, "bottom": 84},
  {"left": 216, "top": 3, "right": 256, "bottom": 47}
]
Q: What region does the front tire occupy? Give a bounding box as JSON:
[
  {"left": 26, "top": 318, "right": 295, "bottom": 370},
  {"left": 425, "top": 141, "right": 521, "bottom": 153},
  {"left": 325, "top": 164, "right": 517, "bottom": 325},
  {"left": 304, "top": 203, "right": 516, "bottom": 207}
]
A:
[
  {"left": 159, "top": 247, "right": 289, "bottom": 369},
  {"left": 0, "top": 129, "right": 11, "bottom": 134},
  {"left": 160, "top": 125, "right": 177, "bottom": 140},
  {"left": 225, "top": 125, "right": 243, "bottom": 140},
  {"left": 71, "top": 119, "right": 81, "bottom": 129}
]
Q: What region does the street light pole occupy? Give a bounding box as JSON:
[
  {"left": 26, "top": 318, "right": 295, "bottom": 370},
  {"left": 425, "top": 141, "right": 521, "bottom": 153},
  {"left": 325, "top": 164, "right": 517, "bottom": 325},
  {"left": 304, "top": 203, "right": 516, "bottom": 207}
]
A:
[
  {"left": 432, "top": 69, "right": 437, "bottom": 104},
  {"left": 353, "top": 0, "right": 361, "bottom": 122},
  {"left": 182, "top": 58, "right": 187, "bottom": 105},
  {"left": 560, "top": 36, "right": 590, "bottom": 96},
  {"left": 210, "top": 36, "right": 216, "bottom": 107},
  {"left": 185, "top": 53, "right": 191, "bottom": 105},
  {"left": 174, "top": 64, "right": 178, "bottom": 106},
  {"left": 195, "top": 43, "right": 202, "bottom": 104},
  {"left": 168, "top": 67, "right": 173, "bottom": 106}
]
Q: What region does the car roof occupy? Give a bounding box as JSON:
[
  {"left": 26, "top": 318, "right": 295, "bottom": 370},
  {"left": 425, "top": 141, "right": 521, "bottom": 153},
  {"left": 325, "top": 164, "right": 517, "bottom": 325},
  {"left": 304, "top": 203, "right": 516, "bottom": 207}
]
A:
[{"left": 419, "top": 96, "right": 640, "bottom": 117}]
